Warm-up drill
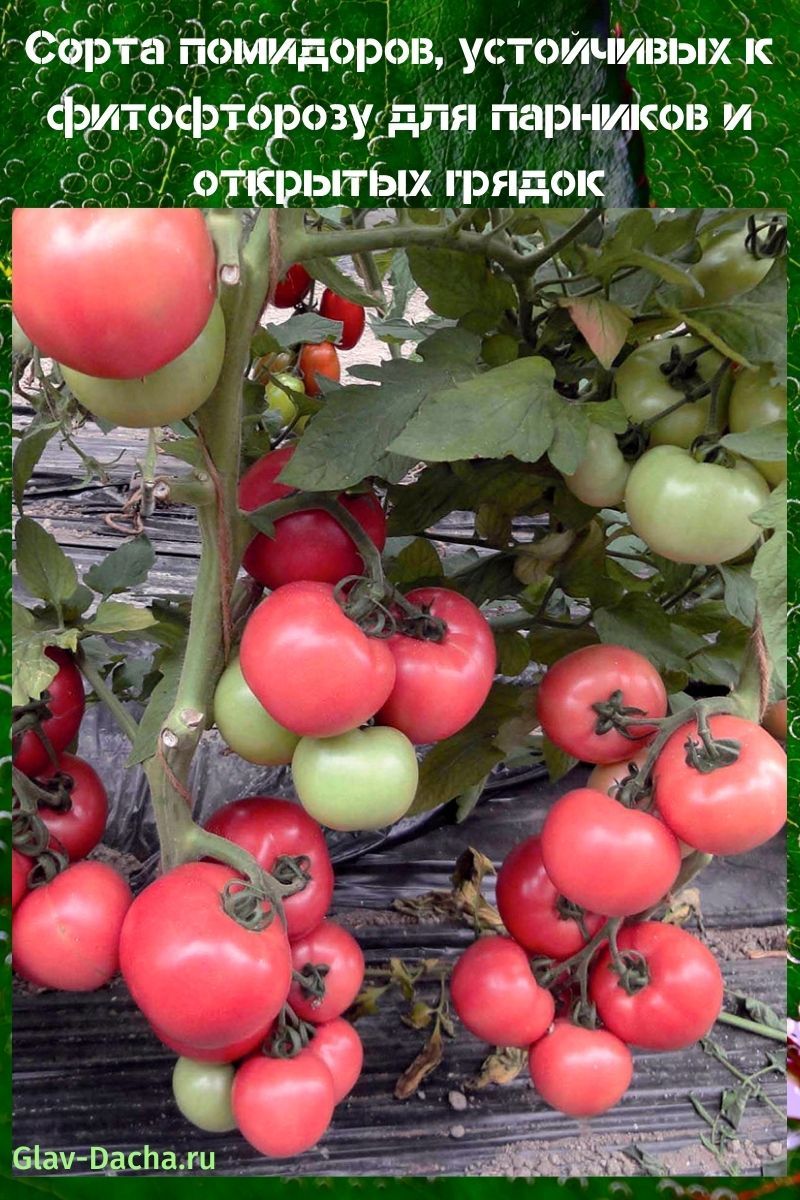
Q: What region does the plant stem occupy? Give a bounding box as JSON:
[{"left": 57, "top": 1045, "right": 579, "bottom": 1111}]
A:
[
  {"left": 715, "top": 1011, "right": 786, "bottom": 1043},
  {"left": 76, "top": 646, "right": 139, "bottom": 744}
]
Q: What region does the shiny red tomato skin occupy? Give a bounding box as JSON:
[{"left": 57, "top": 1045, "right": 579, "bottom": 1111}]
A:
[
  {"left": 537, "top": 644, "right": 667, "bottom": 763},
  {"left": 451, "top": 936, "right": 555, "bottom": 1047},
  {"left": 319, "top": 290, "right": 366, "bottom": 350},
  {"left": 288, "top": 921, "right": 365, "bottom": 1024},
  {"left": 240, "top": 581, "right": 396, "bottom": 737},
  {"left": 13, "top": 647, "right": 86, "bottom": 778},
  {"left": 298, "top": 342, "right": 341, "bottom": 396},
  {"left": 204, "top": 797, "right": 334, "bottom": 940},
  {"left": 13, "top": 861, "right": 132, "bottom": 991},
  {"left": 529, "top": 1021, "right": 633, "bottom": 1117},
  {"left": 119, "top": 862, "right": 292, "bottom": 1049},
  {"left": 653, "top": 714, "right": 787, "bottom": 855},
  {"left": 239, "top": 445, "right": 386, "bottom": 590},
  {"left": 37, "top": 753, "right": 108, "bottom": 861},
  {"left": 590, "top": 922, "right": 724, "bottom": 1050},
  {"left": 13, "top": 209, "right": 216, "bottom": 379},
  {"left": 151, "top": 1022, "right": 272, "bottom": 1064},
  {"left": 12, "top": 850, "right": 33, "bottom": 910},
  {"left": 496, "top": 836, "right": 605, "bottom": 959},
  {"left": 377, "top": 588, "right": 496, "bottom": 744},
  {"left": 273, "top": 264, "right": 312, "bottom": 308},
  {"left": 541, "top": 788, "right": 681, "bottom": 917},
  {"left": 307, "top": 1018, "right": 364, "bottom": 1102},
  {"left": 232, "top": 1048, "right": 335, "bottom": 1157}
]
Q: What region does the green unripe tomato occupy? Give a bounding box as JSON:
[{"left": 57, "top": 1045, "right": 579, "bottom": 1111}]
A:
[
  {"left": 624, "top": 445, "right": 770, "bottom": 565},
  {"left": 615, "top": 335, "right": 723, "bottom": 448},
  {"left": 213, "top": 657, "right": 300, "bottom": 766},
  {"left": 60, "top": 301, "right": 225, "bottom": 429},
  {"left": 563, "top": 423, "right": 630, "bottom": 507},
  {"left": 265, "top": 372, "right": 305, "bottom": 424},
  {"left": 729, "top": 365, "right": 787, "bottom": 486},
  {"left": 12, "top": 313, "right": 33, "bottom": 357},
  {"left": 292, "top": 726, "right": 419, "bottom": 832},
  {"left": 481, "top": 333, "right": 519, "bottom": 367},
  {"left": 172, "top": 1057, "right": 236, "bottom": 1133},
  {"left": 687, "top": 227, "right": 774, "bottom": 306}
]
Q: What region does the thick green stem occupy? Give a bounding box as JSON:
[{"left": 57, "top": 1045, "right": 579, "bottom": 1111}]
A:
[
  {"left": 715, "top": 1011, "right": 785, "bottom": 1043},
  {"left": 76, "top": 646, "right": 139, "bottom": 745}
]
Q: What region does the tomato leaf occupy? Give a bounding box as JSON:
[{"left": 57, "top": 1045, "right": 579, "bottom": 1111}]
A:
[
  {"left": 13, "top": 421, "right": 59, "bottom": 513},
  {"left": 677, "top": 257, "right": 787, "bottom": 368},
  {"left": 717, "top": 565, "right": 757, "bottom": 627},
  {"left": 594, "top": 594, "right": 706, "bottom": 673},
  {"left": 15, "top": 516, "right": 79, "bottom": 610},
  {"left": 85, "top": 601, "right": 158, "bottom": 636},
  {"left": 264, "top": 312, "right": 343, "bottom": 347},
  {"left": 406, "top": 245, "right": 516, "bottom": 320},
  {"left": 559, "top": 294, "right": 632, "bottom": 369},
  {"left": 305, "top": 257, "right": 381, "bottom": 307},
  {"left": 84, "top": 536, "right": 156, "bottom": 599},
  {"left": 541, "top": 735, "right": 577, "bottom": 783},
  {"left": 494, "top": 630, "right": 532, "bottom": 676},
  {"left": 720, "top": 420, "right": 787, "bottom": 461}
]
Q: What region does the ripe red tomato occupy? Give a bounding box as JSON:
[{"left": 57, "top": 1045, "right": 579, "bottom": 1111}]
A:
[
  {"left": 151, "top": 1022, "right": 272, "bottom": 1064},
  {"left": 495, "top": 836, "right": 605, "bottom": 959},
  {"left": 541, "top": 788, "right": 681, "bottom": 917},
  {"left": 450, "top": 936, "right": 555, "bottom": 1047},
  {"left": 273, "top": 264, "right": 312, "bottom": 308},
  {"left": 376, "top": 588, "right": 496, "bottom": 744},
  {"left": 119, "top": 862, "right": 292, "bottom": 1049},
  {"left": 298, "top": 342, "right": 341, "bottom": 396},
  {"left": 590, "top": 922, "right": 723, "bottom": 1050},
  {"left": 319, "top": 289, "right": 366, "bottom": 350},
  {"left": 529, "top": 1021, "right": 633, "bottom": 1117},
  {"left": 13, "top": 861, "right": 132, "bottom": 991},
  {"left": 36, "top": 753, "right": 108, "bottom": 861},
  {"left": 288, "top": 921, "right": 365, "bottom": 1024},
  {"left": 204, "top": 797, "right": 334, "bottom": 940},
  {"left": 13, "top": 647, "right": 85, "bottom": 778},
  {"left": 232, "top": 1048, "right": 335, "bottom": 1157},
  {"left": 12, "top": 850, "right": 32, "bottom": 910},
  {"left": 240, "top": 581, "right": 396, "bottom": 737},
  {"left": 307, "top": 1018, "right": 364, "bottom": 1102},
  {"left": 13, "top": 209, "right": 216, "bottom": 379},
  {"left": 537, "top": 644, "right": 667, "bottom": 763},
  {"left": 653, "top": 714, "right": 787, "bottom": 855},
  {"left": 238, "top": 444, "right": 386, "bottom": 591}
]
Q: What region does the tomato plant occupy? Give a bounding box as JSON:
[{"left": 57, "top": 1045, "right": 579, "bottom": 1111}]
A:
[
  {"left": 653, "top": 714, "right": 787, "bottom": 855},
  {"left": 119, "top": 862, "right": 292, "bottom": 1049},
  {"left": 238, "top": 444, "right": 386, "bottom": 590},
  {"left": 288, "top": 921, "right": 365, "bottom": 1024},
  {"left": 60, "top": 302, "right": 225, "bottom": 429},
  {"left": 292, "top": 726, "right": 419, "bottom": 831},
  {"left": 614, "top": 335, "right": 722, "bottom": 448},
  {"left": 213, "top": 657, "right": 300, "bottom": 767},
  {"left": 265, "top": 372, "right": 306, "bottom": 425},
  {"left": 232, "top": 1049, "right": 335, "bottom": 1157},
  {"left": 377, "top": 588, "right": 495, "bottom": 744},
  {"left": 536, "top": 644, "right": 667, "bottom": 764},
  {"left": 12, "top": 209, "right": 217, "bottom": 378},
  {"left": 307, "top": 1019, "right": 364, "bottom": 1103},
  {"left": 729, "top": 364, "right": 787, "bottom": 485},
  {"left": 495, "top": 835, "right": 604, "bottom": 959},
  {"left": 529, "top": 1022, "right": 633, "bottom": 1117},
  {"left": 172, "top": 1058, "right": 237, "bottom": 1133},
  {"left": 13, "top": 861, "right": 132, "bottom": 991},
  {"left": 36, "top": 752, "right": 108, "bottom": 861},
  {"left": 451, "top": 936, "right": 555, "bottom": 1047},
  {"left": 13, "top": 647, "right": 85, "bottom": 778},
  {"left": 590, "top": 922, "right": 724, "bottom": 1050},
  {"left": 298, "top": 341, "right": 341, "bottom": 395},
  {"left": 273, "top": 264, "right": 312, "bottom": 308},
  {"left": 625, "top": 446, "right": 771, "bottom": 565},
  {"left": 319, "top": 289, "right": 366, "bottom": 349},
  {"left": 240, "top": 581, "right": 396, "bottom": 737},
  {"left": 204, "top": 796, "right": 334, "bottom": 939}
]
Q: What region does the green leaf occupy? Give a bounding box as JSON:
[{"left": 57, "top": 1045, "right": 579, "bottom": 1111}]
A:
[
  {"left": 13, "top": 422, "right": 58, "bottom": 512},
  {"left": 385, "top": 538, "right": 443, "bottom": 587},
  {"left": 11, "top": 609, "right": 79, "bottom": 705},
  {"left": 678, "top": 257, "right": 787, "bottom": 368},
  {"left": 720, "top": 420, "right": 787, "bottom": 461},
  {"left": 594, "top": 594, "right": 706, "bottom": 672},
  {"left": 446, "top": 551, "right": 522, "bottom": 606},
  {"left": 265, "top": 312, "right": 344, "bottom": 347},
  {"left": 84, "top": 536, "right": 156, "bottom": 599},
  {"left": 127, "top": 653, "right": 183, "bottom": 766},
  {"left": 391, "top": 357, "right": 558, "bottom": 464},
  {"left": 587, "top": 397, "right": 629, "bottom": 433},
  {"left": 494, "top": 630, "right": 531, "bottom": 676},
  {"left": 406, "top": 245, "right": 516, "bottom": 320},
  {"left": 541, "top": 735, "right": 578, "bottom": 783},
  {"left": 559, "top": 294, "right": 631, "bottom": 369},
  {"left": 547, "top": 401, "right": 590, "bottom": 475},
  {"left": 387, "top": 464, "right": 470, "bottom": 534},
  {"left": 408, "top": 685, "right": 532, "bottom": 815},
  {"left": 752, "top": 527, "right": 787, "bottom": 690},
  {"left": 85, "top": 600, "right": 158, "bottom": 636},
  {"left": 305, "top": 257, "right": 380, "bottom": 306},
  {"left": 718, "top": 565, "right": 757, "bottom": 627},
  {"left": 15, "top": 516, "right": 78, "bottom": 608}
]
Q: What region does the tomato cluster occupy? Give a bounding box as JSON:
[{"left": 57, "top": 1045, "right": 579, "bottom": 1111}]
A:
[
  {"left": 124, "top": 798, "right": 365, "bottom": 1157},
  {"left": 451, "top": 643, "right": 786, "bottom": 1119}
]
